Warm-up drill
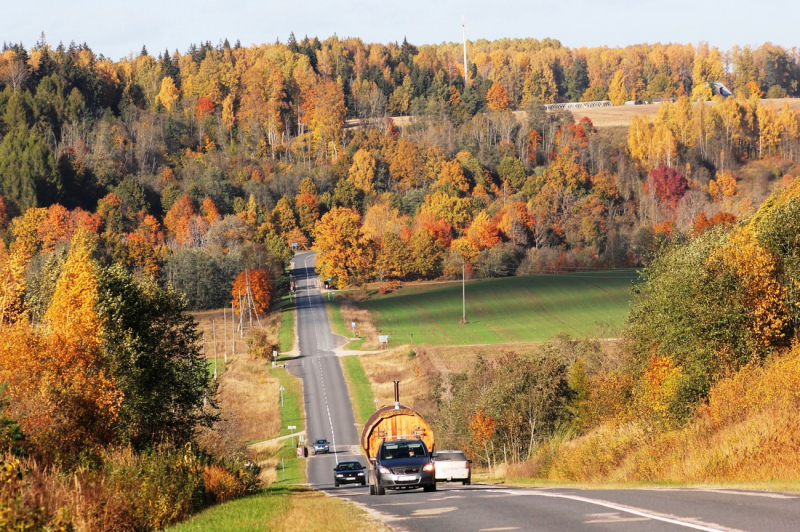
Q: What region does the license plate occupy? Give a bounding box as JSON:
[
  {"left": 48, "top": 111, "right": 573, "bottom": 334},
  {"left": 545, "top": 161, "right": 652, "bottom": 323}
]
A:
[{"left": 398, "top": 475, "right": 417, "bottom": 481}]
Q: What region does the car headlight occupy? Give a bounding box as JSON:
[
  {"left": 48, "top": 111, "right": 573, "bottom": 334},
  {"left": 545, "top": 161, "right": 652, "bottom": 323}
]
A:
[
  {"left": 378, "top": 466, "right": 391, "bottom": 475},
  {"left": 423, "top": 463, "right": 435, "bottom": 472},
  {"left": 357, "top": 472, "right": 364, "bottom": 476},
  {"left": 335, "top": 474, "right": 343, "bottom": 477}
]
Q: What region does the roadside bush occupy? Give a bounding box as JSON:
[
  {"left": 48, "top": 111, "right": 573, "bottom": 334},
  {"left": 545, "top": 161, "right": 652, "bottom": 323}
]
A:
[
  {"left": 0, "top": 457, "right": 71, "bottom": 530},
  {"left": 105, "top": 444, "right": 206, "bottom": 530},
  {"left": 246, "top": 328, "right": 278, "bottom": 360}
]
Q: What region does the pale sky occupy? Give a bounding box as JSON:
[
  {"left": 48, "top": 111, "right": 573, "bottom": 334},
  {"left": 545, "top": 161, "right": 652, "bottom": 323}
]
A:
[{"left": 2, "top": 0, "right": 798, "bottom": 61}]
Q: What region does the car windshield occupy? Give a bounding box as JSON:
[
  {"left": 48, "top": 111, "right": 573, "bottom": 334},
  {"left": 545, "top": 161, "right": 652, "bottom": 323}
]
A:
[
  {"left": 434, "top": 452, "right": 466, "bottom": 461},
  {"left": 315, "top": 439, "right": 327, "bottom": 444},
  {"left": 336, "top": 462, "right": 362, "bottom": 471},
  {"left": 381, "top": 441, "right": 427, "bottom": 460}
]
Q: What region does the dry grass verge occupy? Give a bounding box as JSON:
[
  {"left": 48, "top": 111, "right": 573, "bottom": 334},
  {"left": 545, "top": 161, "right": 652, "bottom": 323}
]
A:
[
  {"left": 272, "top": 488, "right": 390, "bottom": 532},
  {"left": 195, "top": 306, "right": 284, "bottom": 462},
  {"left": 336, "top": 300, "right": 381, "bottom": 349}
]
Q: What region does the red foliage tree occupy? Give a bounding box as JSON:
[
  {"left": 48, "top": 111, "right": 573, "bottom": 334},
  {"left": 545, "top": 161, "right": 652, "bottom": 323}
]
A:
[
  {"left": 646, "top": 165, "right": 689, "bottom": 209},
  {"left": 0, "top": 195, "right": 8, "bottom": 231},
  {"left": 196, "top": 96, "right": 215, "bottom": 118}
]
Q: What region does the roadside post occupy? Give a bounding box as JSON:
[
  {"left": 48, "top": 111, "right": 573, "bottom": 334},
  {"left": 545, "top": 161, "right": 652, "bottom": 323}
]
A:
[
  {"left": 351, "top": 321, "right": 356, "bottom": 338},
  {"left": 280, "top": 385, "right": 285, "bottom": 407}
]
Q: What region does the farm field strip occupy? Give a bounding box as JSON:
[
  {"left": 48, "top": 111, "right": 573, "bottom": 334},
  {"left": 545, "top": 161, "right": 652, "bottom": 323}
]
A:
[{"left": 357, "top": 271, "right": 638, "bottom": 345}]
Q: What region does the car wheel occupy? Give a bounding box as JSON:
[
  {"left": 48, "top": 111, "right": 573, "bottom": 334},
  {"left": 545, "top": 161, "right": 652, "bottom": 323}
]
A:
[
  {"left": 361, "top": 479, "right": 366, "bottom": 486},
  {"left": 423, "top": 483, "right": 436, "bottom": 492},
  {"left": 369, "top": 482, "right": 376, "bottom": 495},
  {"left": 335, "top": 482, "right": 339, "bottom": 487},
  {"left": 463, "top": 479, "right": 471, "bottom": 485},
  {"left": 376, "top": 482, "right": 385, "bottom": 495}
]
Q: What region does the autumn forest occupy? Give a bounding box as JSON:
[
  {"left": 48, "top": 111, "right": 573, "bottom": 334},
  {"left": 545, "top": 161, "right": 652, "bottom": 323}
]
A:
[{"left": 2, "top": 33, "right": 800, "bottom": 527}]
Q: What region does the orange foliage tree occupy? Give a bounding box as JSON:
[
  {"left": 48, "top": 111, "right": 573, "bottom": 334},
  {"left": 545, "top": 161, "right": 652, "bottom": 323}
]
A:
[
  {"left": 486, "top": 83, "right": 510, "bottom": 112},
  {"left": 466, "top": 211, "right": 501, "bottom": 250},
  {"left": 469, "top": 409, "right": 497, "bottom": 468},
  {"left": 231, "top": 269, "right": 273, "bottom": 316},
  {"left": 163, "top": 194, "right": 197, "bottom": 247}
]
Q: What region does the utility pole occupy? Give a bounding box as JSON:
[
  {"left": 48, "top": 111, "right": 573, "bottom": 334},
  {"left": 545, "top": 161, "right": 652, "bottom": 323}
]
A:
[
  {"left": 461, "top": 259, "right": 467, "bottom": 324},
  {"left": 223, "top": 308, "right": 227, "bottom": 362},
  {"left": 212, "top": 318, "right": 218, "bottom": 380},
  {"left": 231, "top": 301, "right": 236, "bottom": 355}
]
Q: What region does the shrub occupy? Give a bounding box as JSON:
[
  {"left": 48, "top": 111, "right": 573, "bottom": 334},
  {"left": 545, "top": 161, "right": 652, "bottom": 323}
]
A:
[
  {"left": 246, "top": 328, "right": 278, "bottom": 361},
  {"left": 203, "top": 464, "right": 245, "bottom": 503}
]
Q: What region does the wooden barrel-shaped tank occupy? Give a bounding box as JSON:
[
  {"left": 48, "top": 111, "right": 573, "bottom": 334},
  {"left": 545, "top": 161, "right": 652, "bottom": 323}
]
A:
[
  {"left": 361, "top": 405, "right": 435, "bottom": 460},
  {"left": 361, "top": 381, "right": 435, "bottom": 460}
]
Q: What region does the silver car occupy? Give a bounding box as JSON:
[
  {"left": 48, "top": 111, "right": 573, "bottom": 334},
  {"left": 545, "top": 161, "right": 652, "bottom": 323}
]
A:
[{"left": 432, "top": 450, "right": 472, "bottom": 485}]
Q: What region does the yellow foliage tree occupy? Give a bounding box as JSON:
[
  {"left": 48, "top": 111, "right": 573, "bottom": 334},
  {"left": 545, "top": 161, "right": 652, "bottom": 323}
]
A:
[
  {"left": 607, "top": 70, "right": 627, "bottom": 105},
  {"left": 45, "top": 228, "right": 102, "bottom": 345},
  {"left": 313, "top": 207, "right": 373, "bottom": 287},
  {"left": 757, "top": 104, "right": 781, "bottom": 158},
  {"left": 634, "top": 355, "right": 683, "bottom": 428},
  {"left": 708, "top": 230, "right": 787, "bottom": 346},
  {"left": 156, "top": 76, "right": 180, "bottom": 111},
  {"left": 436, "top": 160, "right": 470, "bottom": 194},
  {"left": 0, "top": 229, "right": 123, "bottom": 457},
  {"left": 348, "top": 148, "right": 377, "bottom": 194}
]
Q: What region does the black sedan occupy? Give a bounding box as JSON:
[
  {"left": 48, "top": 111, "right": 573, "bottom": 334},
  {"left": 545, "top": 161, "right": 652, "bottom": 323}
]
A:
[{"left": 333, "top": 460, "right": 367, "bottom": 487}]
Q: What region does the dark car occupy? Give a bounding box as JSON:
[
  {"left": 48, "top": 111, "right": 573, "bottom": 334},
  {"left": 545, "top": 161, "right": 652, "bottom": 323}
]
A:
[
  {"left": 333, "top": 460, "right": 367, "bottom": 487},
  {"left": 371, "top": 438, "right": 436, "bottom": 495},
  {"left": 313, "top": 438, "right": 330, "bottom": 455}
]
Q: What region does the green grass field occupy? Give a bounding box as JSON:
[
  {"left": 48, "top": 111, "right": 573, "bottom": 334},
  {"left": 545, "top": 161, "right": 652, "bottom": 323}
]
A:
[
  {"left": 339, "top": 356, "right": 375, "bottom": 426},
  {"left": 358, "top": 270, "right": 639, "bottom": 346},
  {"left": 278, "top": 294, "right": 296, "bottom": 354},
  {"left": 270, "top": 368, "right": 304, "bottom": 439}
]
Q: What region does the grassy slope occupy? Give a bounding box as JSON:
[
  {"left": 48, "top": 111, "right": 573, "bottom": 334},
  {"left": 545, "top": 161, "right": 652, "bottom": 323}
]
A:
[
  {"left": 358, "top": 270, "right": 637, "bottom": 346},
  {"left": 168, "top": 361, "right": 306, "bottom": 531}
]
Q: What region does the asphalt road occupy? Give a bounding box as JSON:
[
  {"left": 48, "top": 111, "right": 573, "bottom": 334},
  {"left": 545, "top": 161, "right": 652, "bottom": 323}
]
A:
[
  {"left": 286, "top": 252, "right": 800, "bottom": 532},
  {"left": 285, "top": 251, "right": 365, "bottom": 486}
]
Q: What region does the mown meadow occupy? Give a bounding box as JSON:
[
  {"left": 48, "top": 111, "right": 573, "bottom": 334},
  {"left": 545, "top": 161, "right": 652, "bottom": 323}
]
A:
[{"left": 339, "top": 270, "right": 637, "bottom": 347}]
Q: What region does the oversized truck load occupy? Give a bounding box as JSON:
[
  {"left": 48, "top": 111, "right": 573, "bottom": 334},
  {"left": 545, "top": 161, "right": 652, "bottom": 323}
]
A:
[{"left": 361, "top": 381, "right": 436, "bottom": 495}]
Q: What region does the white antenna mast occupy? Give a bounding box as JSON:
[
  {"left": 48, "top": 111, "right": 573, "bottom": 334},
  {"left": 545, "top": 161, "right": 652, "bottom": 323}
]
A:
[{"left": 462, "top": 15, "right": 469, "bottom": 86}]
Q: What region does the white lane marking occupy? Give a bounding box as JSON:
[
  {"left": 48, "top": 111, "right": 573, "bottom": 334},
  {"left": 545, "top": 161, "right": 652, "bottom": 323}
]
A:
[
  {"left": 373, "top": 502, "right": 420, "bottom": 507},
  {"left": 492, "top": 490, "right": 737, "bottom": 532},
  {"left": 585, "top": 517, "right": 650, "bottom": 523},
  {"left": 411, "top": 506, "right": 458, "bottom": 516},
  {"left": 656, "top": 488, "right": 797, "bottom": 500}
]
